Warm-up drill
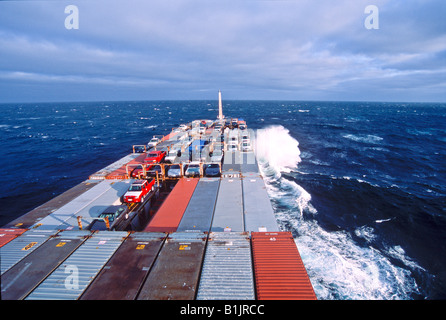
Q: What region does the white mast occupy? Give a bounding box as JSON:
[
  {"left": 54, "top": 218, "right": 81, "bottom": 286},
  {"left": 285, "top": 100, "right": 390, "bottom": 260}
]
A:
[{"left": 218, "top": 90, "right": 223, "bottom": 120}]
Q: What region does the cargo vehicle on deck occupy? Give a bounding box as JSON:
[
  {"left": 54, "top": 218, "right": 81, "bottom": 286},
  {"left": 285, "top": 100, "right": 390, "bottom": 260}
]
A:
[
  {"left": 185, "top": 162, "right": 201, "bottom": 177},
  {"left": 146, "top": 164, "right": 162, "bottom": 177},
  {"left": 210, "top": 149, "right": 223, "bottom": 163},
  {"left": 166, "top": 164, "right": 182, "bottom": 178},
  {"left": 227, "top": 142, "right": 238, "bottom": 151},
  {"left": 122, "top": 179, "right": 155, "bottom": 203},
  {"left": 165, "top": 147, "right": 182, "bottom": 163},
  {"left": 89, "top": 205, "right": 129, "bottom": 231},
  {"left": 241, "top": 141, "right": 252, "bottom": 152},
  {"left": 204, "top": 163, "right": 221, "bottom": 177},
  {"left": 130, "top": 164, "right": 147, "bottom": 178},
  {"left": 144, "top": 150, "right": 166, "bottom": 164},
  {"left": 147, "top": 137, "right": 161, "bottom": 148}
]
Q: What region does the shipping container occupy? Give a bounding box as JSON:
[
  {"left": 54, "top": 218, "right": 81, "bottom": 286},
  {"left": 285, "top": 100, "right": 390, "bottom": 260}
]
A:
[
  {"left": 62, "top": 180, "right": 132, "bottom": 230},
  {"left": 187, "top": 139, "right": 206, "bottom": 152},
  {"left": 251, "top": 232, "right": 317, "bottom": 300},
  {"left": 0, "top": 228, "right": 26, "bottom": 247},
  {"left": 176, "top": 178, "right": 220, "bottom": 232},
  {"left": 144, "top": 178, "right": 198, "bottom": 232},
  {"left": 3, "top": 181, "right": 101, "bottom": 229},
  {"left": 240, "top": 151, "right": 259, "bottom": 174},
  {"left": 196, "top": 232, "right": 255, "bottom": 300},
  {"left": 242, "top": 176, "right": 279, "bottom": 232},
  {"left": 1, "top": 229, "right": 56, "bottom": 275},
  {"left": 25, "top": 231, "right": 128, "bottom": 300},
  {"left": 137, "top": 232, "right": 207, "bottom": 300},
  {"left": 211, "top": 178, "right": 244, "bottom": 232},
  {"left": 80, "top": 232, "right": 166, "bottom": 300},
  {"left": 1, "top": 230, "right": 91, "bottom": 300},
  {"left": 222, "top": 150, "right": 241, "bottom": 172},
  {"left": 30, "top": 180, "right": 131, "bottom": 231}
]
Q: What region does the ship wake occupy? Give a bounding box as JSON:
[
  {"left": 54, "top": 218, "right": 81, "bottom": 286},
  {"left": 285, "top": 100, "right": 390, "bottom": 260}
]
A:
[{"left": 255, "top": 125, "right": 421, "bottom": 300}]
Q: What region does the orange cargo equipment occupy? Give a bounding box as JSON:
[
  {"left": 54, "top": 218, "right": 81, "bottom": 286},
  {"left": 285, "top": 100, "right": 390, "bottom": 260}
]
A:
[
  {"left": 251, "top": 231, "right": 317, "bottom": 300},
  {"left": 0, "top": 228, "right": 27, "bottom": 248},
  {"left": 143, "top": 178, "right": 199, "bottom": 232},
  {"left": 106, "top": 153, "right": 146, "bottom": 179}
]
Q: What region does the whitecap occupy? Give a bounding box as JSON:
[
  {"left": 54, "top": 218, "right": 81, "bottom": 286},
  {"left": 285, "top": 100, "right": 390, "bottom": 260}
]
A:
[
  {"left": 342, "top": 134, "right": 383, "bottom": 144},
  {"left": 375, "top": 218, "right": 393, "bottom": 224},
  {"left": 255, "top": 126, "right": 421, "bottom": 299},
  {"left": 255, "top": 125, "right": 301, "bottom": 173}
]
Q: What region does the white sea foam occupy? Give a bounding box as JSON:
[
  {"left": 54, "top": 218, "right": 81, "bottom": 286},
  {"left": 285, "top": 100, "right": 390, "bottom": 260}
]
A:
[
  {"left": 256, "top": 125, "right": 421, "bottom": 300},
  {"left": 342, "top": 134, "right": 383, "bottom": 144},
  {"left": 255, "top": 125, "right": 301, "bottom": 174}
]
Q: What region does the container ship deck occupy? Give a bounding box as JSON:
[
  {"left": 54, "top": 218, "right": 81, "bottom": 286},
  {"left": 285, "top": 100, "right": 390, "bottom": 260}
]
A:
[{"left": 1, "top": 93, "right": 316, "bottom": 300}]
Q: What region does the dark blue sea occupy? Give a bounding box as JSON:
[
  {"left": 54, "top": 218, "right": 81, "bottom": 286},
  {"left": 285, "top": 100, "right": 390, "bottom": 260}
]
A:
[{"left": 1, "top": 100, "right": 445, "bottom": 300}]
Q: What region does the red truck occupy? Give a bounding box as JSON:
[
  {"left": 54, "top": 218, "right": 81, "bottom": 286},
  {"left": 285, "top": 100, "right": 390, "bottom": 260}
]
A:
[
  {"left": 130, "top": 150, "right": 166, "bottom": 178},
  {"left": 144, "top": 150, "right": 166, "bottom": 164},
  {"left": 122, "top": 179, "right": 155, "bottom": 203}
]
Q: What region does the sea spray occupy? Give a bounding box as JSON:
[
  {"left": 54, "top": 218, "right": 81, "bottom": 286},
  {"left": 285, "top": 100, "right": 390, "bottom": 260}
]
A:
[
  {"left": 255, "top": 125, "right": 301, "bottom": 174},
  {"left": 255, "top": 124, "right": 421, "bottom": 300},
  {"left": 255, "top": 125, "right": 314, "bottom": 217}
]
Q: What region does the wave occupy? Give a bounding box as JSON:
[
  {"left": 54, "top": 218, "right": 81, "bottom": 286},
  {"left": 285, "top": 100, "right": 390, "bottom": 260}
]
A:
[
  {"left": 256, "top": 125, "right": 422, "bottom": 300},
  {"left": 255, "top": 125, "right": 301, "bottom": 175},
  {"left": 342, "top": 134, "right": 383, "bottom": 144}
]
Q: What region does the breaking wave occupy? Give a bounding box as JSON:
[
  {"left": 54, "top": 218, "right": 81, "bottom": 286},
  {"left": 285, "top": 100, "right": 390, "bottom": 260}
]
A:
[
  {"left": 255, "top": 125, "right": 301, "bottom": 175},
  {"left": 255, "top": 125, "right": 422, "bottom": 300},
  {"left": 342, "top": 133, "right": 383, "bottom": 144}
]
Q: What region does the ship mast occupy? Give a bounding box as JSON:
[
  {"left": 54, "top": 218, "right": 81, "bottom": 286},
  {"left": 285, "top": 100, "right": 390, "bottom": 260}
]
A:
[{"left": 218, "top": 90, "right": 224, "bottom": 121}]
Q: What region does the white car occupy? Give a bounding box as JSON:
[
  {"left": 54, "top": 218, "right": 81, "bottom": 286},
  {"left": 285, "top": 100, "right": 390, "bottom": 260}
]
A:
[
  {"left": 241, "top": 134, "right": 250, "bottom": 143},
  {"left": 165, "top": 148, "right": 181, "bottom": 163},
  {"left": 147, "top": 137, "right": 160, "bottom": 148},
  {"left": 227, "top": 140, "right": 238, "bottom": 151},
  {"left": 185, "top": 162, "right": 201, "bottom": 177},
  {"left": 166, "top": 164, "right": 182, "bottom": 178},
  {"left": 241, "top": 141, "right": 251, "bottom": 152}
]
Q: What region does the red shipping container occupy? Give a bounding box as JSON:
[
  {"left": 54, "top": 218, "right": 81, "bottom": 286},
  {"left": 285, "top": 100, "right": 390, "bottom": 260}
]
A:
[
  {"left": 0, "top": 228, "right": 27, "bottom": 248},
  {"left": 251, "top": 231, "right": 317, "bottom": 300},
  {"left": 144, "top": 178, "right": 199, "bottom": 232}
]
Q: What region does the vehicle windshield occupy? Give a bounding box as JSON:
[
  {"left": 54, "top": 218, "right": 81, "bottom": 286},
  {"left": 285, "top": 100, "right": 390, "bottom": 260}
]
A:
[
  {"left": 206, "top": 164, "right": 219, "bottom": 169},
  {"left": 99, "top": 212, "right": 115, "bottom": 221},
  {"left": 129, "top": 185, "right": 142, "bottom": 191},
  {"left": 148, "top": 152, "right": 159, "bottom": 157}
]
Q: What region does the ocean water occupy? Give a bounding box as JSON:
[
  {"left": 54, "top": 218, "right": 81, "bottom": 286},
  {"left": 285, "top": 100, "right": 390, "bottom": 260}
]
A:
[{"left": 0, "top": 100, "right": 445, "bottom": 300}]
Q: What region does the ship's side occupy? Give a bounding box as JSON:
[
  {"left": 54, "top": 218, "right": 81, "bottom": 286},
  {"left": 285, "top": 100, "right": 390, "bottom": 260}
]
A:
[{"left": 1, "top": 94, "right": 316, "bottom": 300}]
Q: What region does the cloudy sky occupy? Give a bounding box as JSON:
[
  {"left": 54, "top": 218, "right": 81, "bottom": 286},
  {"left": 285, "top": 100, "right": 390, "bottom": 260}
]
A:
[{"left": 1, "top": 0, "right": 445, "bottom": 102}]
